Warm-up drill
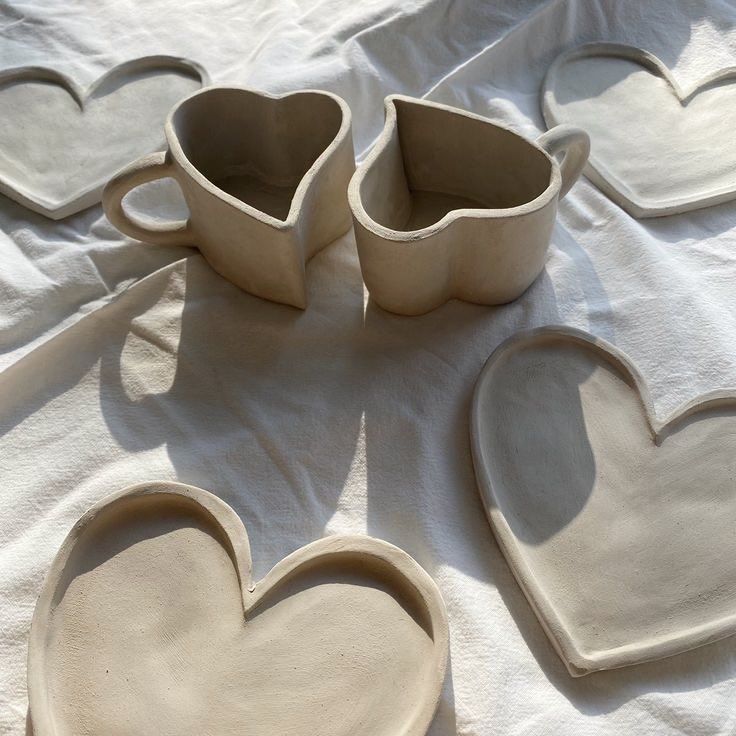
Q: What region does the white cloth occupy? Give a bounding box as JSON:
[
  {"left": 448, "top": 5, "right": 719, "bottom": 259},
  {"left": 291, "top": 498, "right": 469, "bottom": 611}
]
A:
[{"left": 3, "top": 1, "right": 736, "bottom": 733}]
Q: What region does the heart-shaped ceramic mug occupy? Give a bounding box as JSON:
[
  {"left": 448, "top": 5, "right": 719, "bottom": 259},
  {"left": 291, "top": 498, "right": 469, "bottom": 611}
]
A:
[
  {"left": 103, "top": 86, "right": 355, "bottom": 308},
  {"left": 349, "top": 96, "right": 590, "bottom": 315}
]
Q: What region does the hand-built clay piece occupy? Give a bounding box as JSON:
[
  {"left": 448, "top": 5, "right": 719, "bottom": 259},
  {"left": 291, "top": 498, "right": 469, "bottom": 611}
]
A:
[
  {"left": 543, "top": 43, "right": 736, "bottom": 217},
  {"left": 0, "top": 57, "right": 207, "bottom": 219},
  {"left": 103, "top": 87, "right": 355, "bottom": 308},
  {"left": 28, "top": 482, "right": 448, "bottom": 735},
  {"left": 348, "top": 95, "right": 589, "bottom": 315},
  {"left": 471, "top": 326, "right": 736, "bottom": 675}
]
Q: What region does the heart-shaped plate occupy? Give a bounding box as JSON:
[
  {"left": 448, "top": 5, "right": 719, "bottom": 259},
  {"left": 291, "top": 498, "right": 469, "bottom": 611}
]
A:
[
  {"left": 28, "top": 482, "right": 448, "bottom": 734},
  {"left": 0, "top": 56, "right": 207, "bottom": 219},
  {"left": 471, "top": 326, "right": 736, "bottom": 675},
  {"left": 542, "top": 43, "right": 736, "bottom": 217}
]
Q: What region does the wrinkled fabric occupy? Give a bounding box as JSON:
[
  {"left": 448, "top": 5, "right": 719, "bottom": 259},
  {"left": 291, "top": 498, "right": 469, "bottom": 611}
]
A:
[{"left": 2, "top": 1, "right": 736, "bottom": 734}]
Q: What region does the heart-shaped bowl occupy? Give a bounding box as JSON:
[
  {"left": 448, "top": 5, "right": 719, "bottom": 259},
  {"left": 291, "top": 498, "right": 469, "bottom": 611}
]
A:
[{"left": 28, "top": 482, "right": 449, "bottom": 734}]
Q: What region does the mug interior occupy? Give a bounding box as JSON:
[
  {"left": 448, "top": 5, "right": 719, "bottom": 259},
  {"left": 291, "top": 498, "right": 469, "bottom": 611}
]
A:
[
  {"left": 361, "top": 99, "right": 553, "bottom": 232},
  {"left": 171, "top": 88, "right": 344, "bottom": 221}
]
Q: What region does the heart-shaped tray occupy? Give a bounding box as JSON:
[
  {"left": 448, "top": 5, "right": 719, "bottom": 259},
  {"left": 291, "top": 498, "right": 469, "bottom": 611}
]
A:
[
  {"left": 0, "top": 56, "right": 207, "bottom": 219},
  {"left": 28, "top": 482, "right": 448, "bottom": 734},
  {"left": 542, "top": 43, "right": 736, "bottom": 217},
  {"left": 471, "top": 326, "right": 736, "bottom": 675}
]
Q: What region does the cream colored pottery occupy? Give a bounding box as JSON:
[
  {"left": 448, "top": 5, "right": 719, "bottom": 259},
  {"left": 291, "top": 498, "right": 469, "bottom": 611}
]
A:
[
  {"left": 543, "top": 43, "right": 736, "bottom": 217},
  {"left": 28, "top": 481, "right": 448, "bottom": 735},
  {"left": 0, "top": 57, "right": 207, "bottom": 219},
  {"left": 103, "top": 87, "right": 355, "bottom": 308},
  {"left": 471, "top": 326, "right": 736, "bottom": 676},
  {"left": 348, "top": 95, "right": 589, "bottom": 316}
]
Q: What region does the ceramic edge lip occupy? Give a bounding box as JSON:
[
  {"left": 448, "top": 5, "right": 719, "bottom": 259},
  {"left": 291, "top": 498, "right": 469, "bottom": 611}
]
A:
[
  {"left": 85, "top": 56, "right": 211, "bottom": 99},
  {"left": 348, "top": 94, "right": 564, "bottom": 244},
  {"left": 163, "top": 86, "right": 353, "bottom": 231},
  {"left": 0, "top": 56, "right": 210, "bottom": 109},
  {"left": 0, "top": 66, "right": 86, "bottom": 107},
  {"left": 545, "top": 41, "right": 736, "bottom": 102}
]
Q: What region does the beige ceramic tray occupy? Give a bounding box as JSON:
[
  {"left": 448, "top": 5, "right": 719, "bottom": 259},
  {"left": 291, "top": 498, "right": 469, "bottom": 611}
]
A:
[
  {"left": 28, "top": 482, "right": 448, "bottom": 735},
  {"left": 471, "top": 326, "right": 736, "bottom": 675},
  {"left": 0, "top": 56, "right": 207, "bottom": 219},
  {"left": 543, "top": 43, "right": 736, "bottom": 217}
]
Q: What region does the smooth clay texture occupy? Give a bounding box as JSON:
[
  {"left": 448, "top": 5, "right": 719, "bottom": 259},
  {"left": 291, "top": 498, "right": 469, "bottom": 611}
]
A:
[
  {"left": 28, "top": 482, "right": 448, "bottom": 736},
  {"left": 103, "top": 87, "right": 355, "bottom": 309},
  {"left": 471, "top": 326, "right": 736, "bottom": 675},
  {"left": 543, "top": 43, "right": 736, "bottom": 217},
  {"left": 349, "top": 95, "right": 588, "bottom": 315},
  {"left": 0, "top": 57, "right": 207, "bottom": 219}
]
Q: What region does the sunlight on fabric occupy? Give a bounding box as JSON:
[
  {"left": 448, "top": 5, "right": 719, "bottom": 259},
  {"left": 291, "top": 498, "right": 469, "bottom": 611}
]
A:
[
  {"left": 325, "top": 411, "right": 368, "bottom": 535},
  {"left": 119, "top": 296, "right": 182, "bottom": 400}
]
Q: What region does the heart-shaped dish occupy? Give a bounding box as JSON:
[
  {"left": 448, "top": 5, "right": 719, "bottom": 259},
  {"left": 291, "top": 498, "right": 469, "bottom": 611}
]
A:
[
  {"left": 471, "top": 326, "right": 736, "bottom": 675},
  {"left": 543, "top": 43, "right": 736, "bottom": 217},
  {"left": 0, "top": 56, "right": 207, "bottom": 219},
  {"left": 28, "top": 482, "right": 448, "bottom": 735}
]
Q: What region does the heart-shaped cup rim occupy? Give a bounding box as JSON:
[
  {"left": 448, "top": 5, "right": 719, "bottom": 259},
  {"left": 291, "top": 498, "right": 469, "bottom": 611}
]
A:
[
  {"left": 28, "top": 481, "right": 449, "bottom": 734},
  {"left": 164, "top": 86, "right": 353, "bottom": 230},
  {"left": 349, "top": 95, "right": 565, "bottom": 241}
]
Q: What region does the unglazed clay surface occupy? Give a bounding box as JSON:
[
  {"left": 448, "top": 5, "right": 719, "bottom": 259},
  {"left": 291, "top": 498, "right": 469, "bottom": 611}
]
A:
[
  {"left": 349, "top": 96, "right": 588, "bottom": 315},
  {"left": 471, "top": 326, "right": 736, "bottom": 675},
  {"left": 0, "top": 57, "right": 207, "bottom": 219},
  {"left": 543, "top": 43, "right": 736, "bottom": 217},
  {"left": 103, "top": 87, "right": 355, "bottom": 308},
  {"left": 28, "top": 482, "right": 448, "bottom": 736}
]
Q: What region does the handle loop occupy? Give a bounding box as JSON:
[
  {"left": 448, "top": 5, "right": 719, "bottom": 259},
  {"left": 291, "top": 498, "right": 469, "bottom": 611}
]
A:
[
  {"left": 103, "top": 151, "right": 193, "bottom": 245},
  {"left": 536, "top": 124, "right": 590, "bottom": 200}
]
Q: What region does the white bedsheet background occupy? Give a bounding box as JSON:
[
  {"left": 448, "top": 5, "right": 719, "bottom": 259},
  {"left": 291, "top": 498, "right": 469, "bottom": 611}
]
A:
[{"left": 2, "top": 0, "right": 736, "bottom": 733}]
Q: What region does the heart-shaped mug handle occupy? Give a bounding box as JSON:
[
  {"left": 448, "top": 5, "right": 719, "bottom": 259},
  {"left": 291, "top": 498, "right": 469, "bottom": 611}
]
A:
[
  {"left": 103, "top": 152, "right": 194, "bottom": 246},
  {"left": 536, "top": 124, "right": 590, "bottom": 200}
]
